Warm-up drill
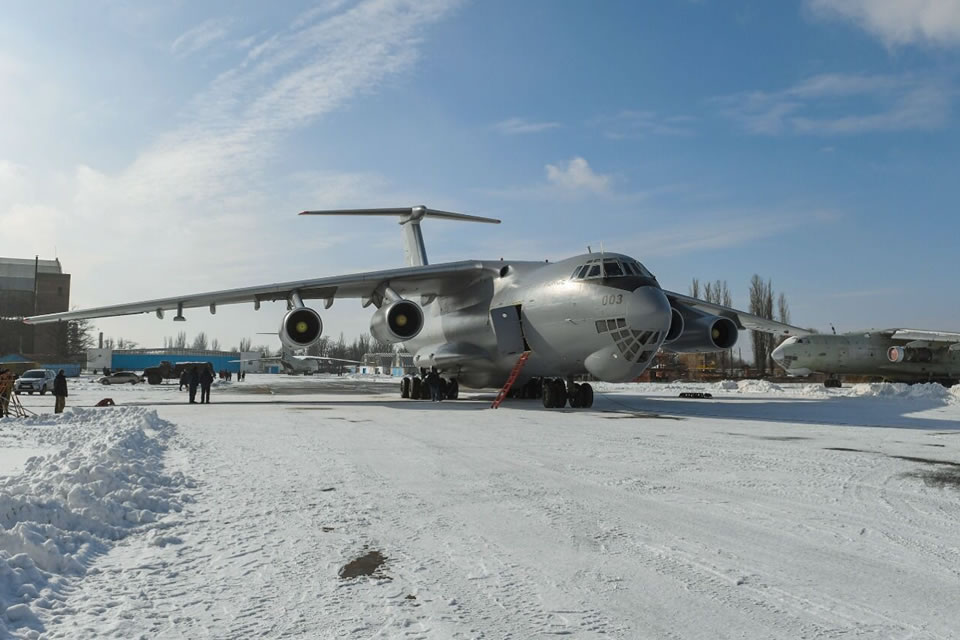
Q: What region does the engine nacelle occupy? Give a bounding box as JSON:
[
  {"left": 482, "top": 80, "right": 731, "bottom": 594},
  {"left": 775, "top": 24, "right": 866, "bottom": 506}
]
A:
[
  {"left": 279, "top": 307, "right": 323, "bottom": 349},
  {"left": 887, "top": 346, "right": 932, "bottom": 363},
  {"left": 662, "top": 307, "right": 685, "bottom": 344},
  {"left": 664, "top": 305, "right": 738, "bottom": 353},
  {"left": 370, "top": 299, "right": 424, "bottom": 344}
]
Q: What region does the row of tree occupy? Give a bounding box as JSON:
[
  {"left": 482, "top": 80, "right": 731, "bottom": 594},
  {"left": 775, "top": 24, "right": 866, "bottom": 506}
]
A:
[{"left": 686, "top": 275, "right": 794, "bottom": 375}]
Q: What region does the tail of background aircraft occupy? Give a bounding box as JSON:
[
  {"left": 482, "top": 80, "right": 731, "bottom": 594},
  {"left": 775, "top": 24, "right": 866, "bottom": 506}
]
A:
[{"left": 299, "top": 206, "right": 500, "bottom": 267}]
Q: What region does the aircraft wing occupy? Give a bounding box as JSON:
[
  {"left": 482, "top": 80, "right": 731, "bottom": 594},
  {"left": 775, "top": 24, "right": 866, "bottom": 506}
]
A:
[
  {"left": 872, "top": 329, "right": 960, "bottom": 345},
  {"left": 664, "top": 291, "right": 815, "bottom": 337},
  {"left": 23, "top": 261, "right": 494, "bottom": 324}
]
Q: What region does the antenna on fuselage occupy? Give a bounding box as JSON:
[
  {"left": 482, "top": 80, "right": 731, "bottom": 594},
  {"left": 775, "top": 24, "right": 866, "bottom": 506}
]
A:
[{"left": 299, "top": 206, "right": 501, "bottom": 267}]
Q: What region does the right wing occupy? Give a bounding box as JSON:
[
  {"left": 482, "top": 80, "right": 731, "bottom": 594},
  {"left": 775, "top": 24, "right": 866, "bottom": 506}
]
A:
[
  {"left": 24, "top": 261, "right": 495, "bottom": 324},
  {"left": 664, "top": 291, "right": 815, "bottom": 337}
]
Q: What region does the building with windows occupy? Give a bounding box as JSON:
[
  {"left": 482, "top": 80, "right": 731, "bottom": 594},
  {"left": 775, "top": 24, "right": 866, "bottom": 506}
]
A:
[{"left": 0, "top": 256, "right": 71, "bottom": 356}]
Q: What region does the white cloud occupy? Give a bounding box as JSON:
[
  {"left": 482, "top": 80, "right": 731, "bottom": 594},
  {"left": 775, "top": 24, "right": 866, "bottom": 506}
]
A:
[
  {"left": 545, "top": 157, "right": 611, "bottom": 193},
  {"left": 591, "top": 110, "right": 697, "bottom": 139},
  {"left": 0, "top": 0, "right": 462, "bottom": 327},
  {"left": 491, "top": 117, "right": 561, "bottom": 135},
  {"left": 714, "top": 72, "right": 952, "bottom": 135},
  {"left": 171, "top": 18, "right": 233, "bottom": 57},
  {"left": 807, "top": 0, "right": 960, "bottom": 47}
]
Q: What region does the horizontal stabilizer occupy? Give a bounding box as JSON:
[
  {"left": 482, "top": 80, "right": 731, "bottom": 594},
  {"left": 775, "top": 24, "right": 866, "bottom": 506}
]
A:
[
  {"left": 299, "top": 206, "right": 500, "bottom": 225},
  {"left": 300, "top": 206, "right": 499, "bottom": 267}
]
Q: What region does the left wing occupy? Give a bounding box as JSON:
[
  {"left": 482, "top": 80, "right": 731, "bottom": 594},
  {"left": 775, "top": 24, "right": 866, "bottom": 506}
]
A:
[
  {"left": 24, "top": 261, "right": 494, "bottom": 324},
  {"left": 664, "top": 291, "right": 815, "bottom": 337}
]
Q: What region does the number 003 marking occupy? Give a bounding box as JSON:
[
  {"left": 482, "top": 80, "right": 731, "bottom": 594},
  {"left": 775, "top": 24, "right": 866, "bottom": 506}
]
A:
[{"left": 601, "top": 294, "right": 623, "bottom": 306}]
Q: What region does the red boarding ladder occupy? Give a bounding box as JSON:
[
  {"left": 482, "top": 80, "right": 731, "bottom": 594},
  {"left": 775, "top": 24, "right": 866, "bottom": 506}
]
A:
[{"left": 491, "top": 351, "right": 531, "bottom": 409}]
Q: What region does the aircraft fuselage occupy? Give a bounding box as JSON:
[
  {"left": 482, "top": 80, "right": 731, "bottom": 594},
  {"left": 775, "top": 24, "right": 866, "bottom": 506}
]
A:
[{"left": 399, "top": 253, "right": 673, "bottom": 388}]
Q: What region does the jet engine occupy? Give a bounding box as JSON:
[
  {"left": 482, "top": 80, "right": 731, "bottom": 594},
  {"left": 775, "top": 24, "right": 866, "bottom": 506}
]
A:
[
  {"left": 279, "top": 307, "right": 323, "bottom": 349},
  {"left": 663, "top": 305, "right": 738, "bottom": 353},
  {"left": 370, "top": 299, "right": 424, "bottom": 344},
  {"left": 887, "top": 346, "right": 933, "bottom": 363},
  {"left": 662, "top": 307, "right": 685, "bottom": 344}
]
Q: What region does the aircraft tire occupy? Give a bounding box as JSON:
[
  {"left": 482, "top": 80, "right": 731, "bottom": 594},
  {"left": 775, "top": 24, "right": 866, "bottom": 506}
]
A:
[
  {"left": 400, "top": 377, "right": 410, "bottom": 398},
  {"left": 578, "top": 383, "right": 594, "bottom": 408},
  {"left": 410, "top": 377, "right": 422, "bottom": 400},
  {"left": 542, "top": 382, "right": 553, "bottom": 408},
  {"left": 568, "top": 383, "right": 582, "bottom": 408},
  {"left": 419, "top": 379, "right": 431, "bottom": 400}
]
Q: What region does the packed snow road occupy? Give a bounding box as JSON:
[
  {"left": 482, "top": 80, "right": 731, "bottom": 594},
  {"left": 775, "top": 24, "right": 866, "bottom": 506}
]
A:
[{"left": 3, "top": 375, "right": 960, "bottom": 639}]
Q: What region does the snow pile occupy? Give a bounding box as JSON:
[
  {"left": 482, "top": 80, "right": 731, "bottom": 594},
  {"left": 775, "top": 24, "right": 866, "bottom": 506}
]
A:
[
  {"left": 848, "top": 382, "right": 959, "bottom": 403},
  {"left": 713, "top": 380, "right": 785, "bottom": 394},
  {"left": 0, "top": 407, "right": 192, "bottom": 638}
]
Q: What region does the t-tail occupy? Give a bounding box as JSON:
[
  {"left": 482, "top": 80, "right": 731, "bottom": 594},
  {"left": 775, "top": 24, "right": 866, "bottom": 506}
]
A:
[{"left": 299, "top": 206, "right": 500, "bottom": 267}]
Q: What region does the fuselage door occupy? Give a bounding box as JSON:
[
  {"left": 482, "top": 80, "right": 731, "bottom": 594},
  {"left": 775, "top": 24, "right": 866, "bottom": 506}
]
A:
[{"left": 490, "top": 305, "right": 529, "bottom": 355}]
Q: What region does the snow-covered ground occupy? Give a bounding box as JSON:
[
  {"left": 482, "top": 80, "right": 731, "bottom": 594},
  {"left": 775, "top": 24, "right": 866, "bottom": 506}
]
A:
[{"left": 2, "top": 374, "right": 959, "bottom": 638}]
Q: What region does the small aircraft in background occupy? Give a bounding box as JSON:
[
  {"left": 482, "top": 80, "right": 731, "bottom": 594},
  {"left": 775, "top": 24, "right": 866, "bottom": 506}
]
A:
[
  {"left": 772, "top": 329, "right": 960, "bottom": 387},
  {"left": 25, "top": 206, "right": 811, "bottom": 408},
  {"left": 234, "top": 348, "right": 361, "bottom": 375}
]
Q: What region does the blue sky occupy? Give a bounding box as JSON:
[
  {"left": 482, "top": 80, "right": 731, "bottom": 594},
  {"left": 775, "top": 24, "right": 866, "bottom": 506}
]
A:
[{"left": 1, "top": 0, "right": 958, "bottom": 350}]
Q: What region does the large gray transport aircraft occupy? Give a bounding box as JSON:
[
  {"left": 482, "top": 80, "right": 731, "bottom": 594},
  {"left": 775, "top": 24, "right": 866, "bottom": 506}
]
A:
[
  {"left": 25, "top": 207, "right": 811, "bottom": 408},
  {"left": 773, "top": 329, "right": 960, "bottom": 387}
]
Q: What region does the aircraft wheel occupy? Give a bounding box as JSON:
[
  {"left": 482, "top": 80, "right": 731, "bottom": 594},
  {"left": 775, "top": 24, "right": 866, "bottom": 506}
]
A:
[
  {"left": 410, "top": 377, "right": 422, "bottom": 399},
  {"left": 447, "top": 379, "right": 459, "bottom": 400},
  {"left": 400, "top": 377, "right": 410, "bottom": 399},
  {"left": 419, "top": 379, "right": 431, "bottom": 400},
  {"left": 568, "top": 383, "right": 582, "bottom": 408},
  {"left": 578, "top": 383, "right": 594, "bottom": 408},
  {"left": 541, "top": 382, "right": 554, "bottom": 408},
  {"left": 40, "top": 388, "right": 47, "bottom": 395},
  {"left": 824, "top": 378, "right": 842, "bottom": 388}
]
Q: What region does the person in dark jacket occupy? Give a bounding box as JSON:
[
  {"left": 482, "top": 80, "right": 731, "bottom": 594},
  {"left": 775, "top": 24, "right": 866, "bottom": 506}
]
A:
[
  {"left": 188, "top": 366, "right": 200, "bottom": 404},
  {"left": 200, "top": 366, "right": 214, "bottom": 404},
  {"left": 179, "top": 369, "right": 188, "bottom": 391},
  {"left": 54, "top": 369, "right": 68, "bottom": 414}
]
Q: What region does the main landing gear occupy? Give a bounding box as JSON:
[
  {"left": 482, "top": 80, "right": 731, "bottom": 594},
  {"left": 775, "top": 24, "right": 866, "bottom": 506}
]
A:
[
  {"left": 542, "top": 378, "right": 594, "bottom": 409},
  {"left": 400, "top": 376, "right": 459, "bottom": 400},
  {"left": 823, "top": 377, "right": 842, "bottom": 388}
]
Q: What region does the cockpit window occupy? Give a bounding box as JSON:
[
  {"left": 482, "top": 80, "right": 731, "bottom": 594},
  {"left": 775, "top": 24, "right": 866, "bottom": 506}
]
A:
[
  {"left": 586, "top": 264, "right": 601, "bottom": 278},
  {"left": 603, "top": 260, "right": 623, "bottom": 277}
]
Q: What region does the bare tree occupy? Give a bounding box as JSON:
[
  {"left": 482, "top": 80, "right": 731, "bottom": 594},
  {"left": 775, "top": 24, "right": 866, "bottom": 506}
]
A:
[
  {"left": 749, "top": 275, "right": 775, "bottom": 375},
  {"left": 191, "top": 332, "right": 208, "bottom": 350},
  {"left": 211, "top": 338, "right": 220, "bottom": 351},
  {"left": 689, "top": 278, "right": 700, "bottom": 299},
  {"left": 175, "top": 331, "right": 188, "bottom": 349},
  {"left": 236, "top": 337, "right": 253, "bottom": 353}
]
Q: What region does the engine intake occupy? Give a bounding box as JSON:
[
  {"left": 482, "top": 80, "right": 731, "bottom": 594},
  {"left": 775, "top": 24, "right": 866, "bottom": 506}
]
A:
[
  {"left": 371, "top": 299, "right": 424, "bottom": 343},
  {"left": 663, "top": 305, "right": 738, "bottom": 353},
  {"left": 279, "top": 307, "right": 323, "bottom": 349}
]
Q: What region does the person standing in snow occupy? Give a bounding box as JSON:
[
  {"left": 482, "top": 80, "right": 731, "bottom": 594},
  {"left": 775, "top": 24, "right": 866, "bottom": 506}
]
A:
[
  {"left": 200, "top": 366, "right": 214, "bottom": 404},
  {"left": 188, "top": 366, "right": 200, "bottom": 404},
  {"left": 53, "top": 369, "right": 68, "bottom": 414},
  {"left": 179, "top": 369, "right": 188, "bottom": 391}
]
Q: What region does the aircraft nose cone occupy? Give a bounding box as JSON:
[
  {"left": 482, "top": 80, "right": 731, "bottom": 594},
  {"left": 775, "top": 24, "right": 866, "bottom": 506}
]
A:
[{"left": 772, "top": 343, "right": 786, "bottom": 364}]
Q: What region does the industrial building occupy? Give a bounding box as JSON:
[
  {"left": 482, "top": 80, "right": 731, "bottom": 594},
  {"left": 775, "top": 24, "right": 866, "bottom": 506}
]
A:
[
  {"left": 87, "top": 348, "right": 256, "bottom": 375},
  {"left": 0, "top": 256, "right": 70, "bottom": 356}
]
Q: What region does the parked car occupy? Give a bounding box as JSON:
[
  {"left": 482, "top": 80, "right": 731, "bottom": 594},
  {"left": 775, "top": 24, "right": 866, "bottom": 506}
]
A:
[
  {"left": 98, "top": 371, "right": 143, "bottom": 385},
  {"left": 14, "top": 369, "right": 56, "bottom": 395}
]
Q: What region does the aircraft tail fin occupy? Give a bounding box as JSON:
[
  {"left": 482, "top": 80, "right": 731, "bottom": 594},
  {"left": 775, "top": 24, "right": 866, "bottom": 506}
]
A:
[{"left": 299, "top": 206, "right": 500, "bottom": 267}]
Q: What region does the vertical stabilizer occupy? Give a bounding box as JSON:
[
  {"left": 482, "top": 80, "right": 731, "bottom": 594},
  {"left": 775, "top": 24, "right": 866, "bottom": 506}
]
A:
[{"left": 299, "top": 206, "right": 501, "bottom": 267}]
